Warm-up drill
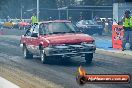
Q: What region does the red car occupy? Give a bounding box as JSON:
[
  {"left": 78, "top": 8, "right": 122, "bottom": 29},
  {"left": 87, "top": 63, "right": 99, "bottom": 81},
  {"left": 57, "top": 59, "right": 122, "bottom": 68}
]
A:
[
  {"left": 18, "top": 19, "right": 31, "bottom": 30},
  {"left": 20, "top": 20, "right": 96, "bottom": 64}
]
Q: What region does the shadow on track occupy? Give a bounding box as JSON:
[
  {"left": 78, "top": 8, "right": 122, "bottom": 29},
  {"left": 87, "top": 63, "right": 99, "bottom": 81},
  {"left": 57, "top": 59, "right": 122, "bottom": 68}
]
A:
[{"left": 32, "top": 56, "right": 94, "bottom": 67}]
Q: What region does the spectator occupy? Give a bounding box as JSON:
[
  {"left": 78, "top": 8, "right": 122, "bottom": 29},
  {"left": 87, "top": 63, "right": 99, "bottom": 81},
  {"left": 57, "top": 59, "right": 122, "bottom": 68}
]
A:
[
  {"left": 7, "top": 16, "right": 11, "bottom": 22},
  {"left": 104, "top": 18, "right": 109, "bottom": 33},
  {"left": 96, "top": 18, "right": 102, "bottom": 25},
  {"left": 68, "top": 17, "right": 72, "bottom": 22},
  {"left": 31, "top": 13, "right": 37, "bottom": 24},
  {"left": 121, "top": 10, "right": 132, "bottom": 51}
]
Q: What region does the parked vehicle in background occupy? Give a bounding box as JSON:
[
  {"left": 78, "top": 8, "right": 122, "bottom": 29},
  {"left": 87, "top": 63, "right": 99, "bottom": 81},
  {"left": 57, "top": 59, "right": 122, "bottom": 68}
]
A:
[
  {"left": 4, "top": 21, "right": 13, "bottom": 29},
  {"left": 20, "top": 20, "right": 96, "bottom": 64},
  {"left": 76, "top": 20, "right": 103, "bottom": 35},
  {"left": 18, "top": 19, "right": 31, "bottom": 30},
  {"left": 11, "top": 19, "right": 21, "bottom": 28}
]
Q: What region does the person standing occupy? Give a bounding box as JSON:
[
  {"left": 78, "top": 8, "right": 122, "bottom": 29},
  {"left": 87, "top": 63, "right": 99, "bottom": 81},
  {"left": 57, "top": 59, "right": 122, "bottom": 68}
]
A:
[
  {"left": 121, "top": 10, "right": 132, "bottom": 51},
  {"left": 7, "top": 16, "right": 11, "bottom": 22},
  {"left": 31, "top": 13, "right": 37, "bottom": 24}
]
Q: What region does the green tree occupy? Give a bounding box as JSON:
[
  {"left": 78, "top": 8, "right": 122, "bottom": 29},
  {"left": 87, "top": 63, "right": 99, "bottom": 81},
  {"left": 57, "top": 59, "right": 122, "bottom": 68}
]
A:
[
  {"left": 56, "top": 0, "right": 76, "bottom": 7},
  {"left": 83, "top": 0, "right": 125, "bottom": 5},
  {"left": 0, "top": 0, "right": 58, "bottom": 18}
]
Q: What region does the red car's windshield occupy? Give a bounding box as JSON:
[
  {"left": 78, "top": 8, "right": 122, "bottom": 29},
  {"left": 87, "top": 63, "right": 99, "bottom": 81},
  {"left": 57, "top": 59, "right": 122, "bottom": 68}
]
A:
[{"left": 39, "top": 22, "right": 80, "bottom": 35}]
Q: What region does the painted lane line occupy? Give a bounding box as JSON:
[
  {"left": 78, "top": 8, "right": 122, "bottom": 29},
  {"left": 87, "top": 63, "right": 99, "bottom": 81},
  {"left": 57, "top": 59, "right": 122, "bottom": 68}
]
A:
[{"left": 0, "top": 77, "right": 20, "bottom": 88}]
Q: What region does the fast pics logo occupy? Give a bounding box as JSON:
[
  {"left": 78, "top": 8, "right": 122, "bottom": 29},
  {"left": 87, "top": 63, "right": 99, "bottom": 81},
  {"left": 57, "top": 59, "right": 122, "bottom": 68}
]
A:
[{"left": 76, "top": 66, "right": 131, "bottom": 85}]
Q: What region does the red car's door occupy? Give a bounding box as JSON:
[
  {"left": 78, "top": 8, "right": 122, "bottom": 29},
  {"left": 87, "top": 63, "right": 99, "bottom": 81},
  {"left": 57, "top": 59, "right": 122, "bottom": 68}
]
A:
[
  {"left": 23, "top": 25, "right": 35, "bottom": 53},
  {"left": 23, "top": 29, "right": 32, "bottom": 46},
  {"left": 29, "top": 24, "right": 40, "bottom": 54}
]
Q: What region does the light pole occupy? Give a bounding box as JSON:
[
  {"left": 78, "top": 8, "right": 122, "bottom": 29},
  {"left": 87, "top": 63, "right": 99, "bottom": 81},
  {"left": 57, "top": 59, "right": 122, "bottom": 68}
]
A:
[
  {"left": 37, "top": 0, "right": 39, "bottom": 22},
  {"left": 21, "top": 5, "right": 24, "bottom": 20}
]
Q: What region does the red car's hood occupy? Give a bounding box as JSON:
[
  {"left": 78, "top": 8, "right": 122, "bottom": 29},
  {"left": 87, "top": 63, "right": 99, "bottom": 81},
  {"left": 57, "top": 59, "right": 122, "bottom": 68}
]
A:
[{"left": 40, "top": 33, "right": 94, "bottom": 44}]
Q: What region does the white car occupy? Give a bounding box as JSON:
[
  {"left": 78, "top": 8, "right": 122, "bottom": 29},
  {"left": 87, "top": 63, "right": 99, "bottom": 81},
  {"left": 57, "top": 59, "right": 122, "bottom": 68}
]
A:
[{"left": 76, "top": 20, "right": 103, "bottom": 35}]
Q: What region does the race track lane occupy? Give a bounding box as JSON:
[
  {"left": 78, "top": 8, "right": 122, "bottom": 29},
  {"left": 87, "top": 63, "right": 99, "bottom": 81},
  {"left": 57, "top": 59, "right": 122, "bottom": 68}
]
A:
[{"left": 0, "top": 35, "right": 132, "bottom": 88}]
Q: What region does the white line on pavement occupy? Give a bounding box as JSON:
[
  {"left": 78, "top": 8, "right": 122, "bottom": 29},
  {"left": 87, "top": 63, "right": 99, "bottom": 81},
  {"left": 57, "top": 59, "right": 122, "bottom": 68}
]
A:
[{"left": 0, "top": 77, "right": 20, "bottom": 88}]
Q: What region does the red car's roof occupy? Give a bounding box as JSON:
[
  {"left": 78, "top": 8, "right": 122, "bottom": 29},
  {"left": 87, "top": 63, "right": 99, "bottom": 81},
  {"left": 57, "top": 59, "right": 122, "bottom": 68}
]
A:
[{"left": 42, "top": 20, "right": 71, "bottom": 23}]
